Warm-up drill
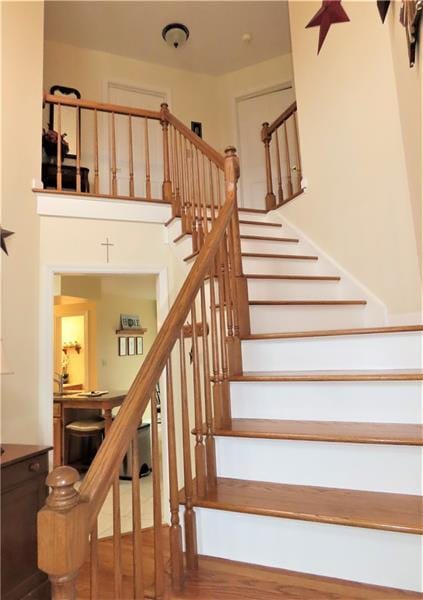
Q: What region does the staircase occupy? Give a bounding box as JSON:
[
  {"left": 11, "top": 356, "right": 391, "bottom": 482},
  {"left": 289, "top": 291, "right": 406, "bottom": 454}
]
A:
[
  {"left": 37, "top": 96, "right": 422, "bottom": 599},
  {"left": 169, "top": 207, "right": 423, "bottom": 596}
]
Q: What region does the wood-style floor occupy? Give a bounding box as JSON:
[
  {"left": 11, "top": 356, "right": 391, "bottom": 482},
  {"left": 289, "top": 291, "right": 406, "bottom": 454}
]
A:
[{"left": 76, "top": 527, "right": 423, "bottom": 599}]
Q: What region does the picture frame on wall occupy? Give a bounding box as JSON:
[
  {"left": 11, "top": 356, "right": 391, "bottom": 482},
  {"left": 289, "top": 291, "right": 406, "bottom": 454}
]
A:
[
  {"left": 128, "top": 336, "right": 136, "bottom": 356},
  {"left": 118, "top": 337, "right": 127, "bottom": 356},
  {"left": 136, "top": 337, "right": 143, "bottom": 355}
]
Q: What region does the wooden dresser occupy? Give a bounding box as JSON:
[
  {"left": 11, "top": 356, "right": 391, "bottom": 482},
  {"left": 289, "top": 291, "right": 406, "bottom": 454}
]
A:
[{"left": 1, "top": 444, "right": 52, "bottom": 599}]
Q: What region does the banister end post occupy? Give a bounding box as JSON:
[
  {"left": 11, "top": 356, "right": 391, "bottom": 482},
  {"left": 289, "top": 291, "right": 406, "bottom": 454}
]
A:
[{"left": 38, "top": 466, "right": 89, "bottom": 598}]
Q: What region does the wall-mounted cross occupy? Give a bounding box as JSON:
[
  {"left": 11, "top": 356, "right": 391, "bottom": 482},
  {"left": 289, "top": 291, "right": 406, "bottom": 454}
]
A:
[{"left": 101, "top": 237, "right": 114, "bottom": 263}]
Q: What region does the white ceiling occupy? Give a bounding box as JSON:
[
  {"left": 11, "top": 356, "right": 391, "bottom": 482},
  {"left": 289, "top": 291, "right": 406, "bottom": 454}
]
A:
[{"left": 44, "top": 1, "right": 291, "bottom": 76}]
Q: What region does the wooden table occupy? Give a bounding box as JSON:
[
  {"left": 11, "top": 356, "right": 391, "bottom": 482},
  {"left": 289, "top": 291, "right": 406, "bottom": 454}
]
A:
[{"left": 53, "top": 391, "right": 127, "bottom": 468}]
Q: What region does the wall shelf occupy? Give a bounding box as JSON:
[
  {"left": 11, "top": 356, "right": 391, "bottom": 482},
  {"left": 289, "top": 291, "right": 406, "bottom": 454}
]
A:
[{"left": 115, "top": 328, "right": 147, "bottom": 335}]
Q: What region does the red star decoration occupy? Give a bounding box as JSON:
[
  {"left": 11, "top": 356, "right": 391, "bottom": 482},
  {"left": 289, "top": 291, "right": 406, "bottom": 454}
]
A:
[
  {"left": 0, "top": 227, "right": 14, "bottom": 255},
  {"left": 306, "top": 0, "right": 351, "bottom": 54}
]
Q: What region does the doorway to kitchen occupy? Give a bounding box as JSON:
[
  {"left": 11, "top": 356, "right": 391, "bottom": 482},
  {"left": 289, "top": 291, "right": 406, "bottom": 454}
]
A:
[{"left": 48, "top": 269, "right": 167, "bottom": 537}]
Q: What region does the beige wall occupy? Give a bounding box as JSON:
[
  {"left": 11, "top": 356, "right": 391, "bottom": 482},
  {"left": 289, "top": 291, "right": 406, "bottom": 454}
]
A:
[
  {"left": 43, "top": 40, "right": 222, "bottom": 149},
  {"left": 43, "top": 39, "right": 294, "bottom": 157},
  {"left": 285, "top": 1, "right": 421, "bottom": 315},
  {"left": 216, "top": 53, "right": 294, "bottom": 150},
  {"left": 1, "top": 2, "right": 44, "bottom": 444}
]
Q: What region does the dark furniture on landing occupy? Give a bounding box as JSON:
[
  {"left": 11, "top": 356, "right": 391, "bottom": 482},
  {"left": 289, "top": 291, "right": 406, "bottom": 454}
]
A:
[{"left": 41, "top": 163, "right": 90, "bottom": 193}]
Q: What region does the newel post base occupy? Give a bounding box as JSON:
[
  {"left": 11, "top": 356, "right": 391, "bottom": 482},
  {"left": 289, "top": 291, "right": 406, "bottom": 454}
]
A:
[
  {"left": 265, "top": 192, "right": 277, "bottom": 211},
  {"left": 38, "top": 467, "right": 89, "bottom": 600}
]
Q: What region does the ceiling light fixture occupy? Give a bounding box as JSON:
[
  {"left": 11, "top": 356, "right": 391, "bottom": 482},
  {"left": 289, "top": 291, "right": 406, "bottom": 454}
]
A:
[{"left": 162, "top": 23, "right": 190, "bottom": 49}]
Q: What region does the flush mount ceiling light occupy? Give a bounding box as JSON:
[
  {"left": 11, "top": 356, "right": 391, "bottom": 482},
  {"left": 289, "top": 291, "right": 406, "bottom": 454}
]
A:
[{"left": 162, "top": 23, "right": 190, "bottom": 49}]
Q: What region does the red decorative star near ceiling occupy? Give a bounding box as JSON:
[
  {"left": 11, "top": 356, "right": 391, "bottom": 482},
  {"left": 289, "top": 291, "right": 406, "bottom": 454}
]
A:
[{"left": 306, "top": 0, "right": 351, "bottom": 54}]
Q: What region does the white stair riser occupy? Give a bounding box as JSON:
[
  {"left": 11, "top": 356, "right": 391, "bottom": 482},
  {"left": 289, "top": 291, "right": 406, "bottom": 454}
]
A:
[
  {"left": 215, "top": 437, "right": 422, "bottom": 494},
  {"left": 242, "top": 332, "right": 423, "bottom": 371},
  {"left": 247, "top": 278, "right": 343, "bottom": 300},
  {"left": 242, "top": 256, "right": 321, "bottom": 276},
  {"left": 241, "top": 239, "right": 301, "bottom": 254},
  {"left": 195, "top": 508, "right": 423, "bottom": 592},
  {"left": 239, "top": 223, "right": 286, "bottom": 238},
  {"left": 250, "top": 304, "right": 368, "bottom": 333},
  {"left": 230, "top": 381, "right": 423, "bottom": 423}
]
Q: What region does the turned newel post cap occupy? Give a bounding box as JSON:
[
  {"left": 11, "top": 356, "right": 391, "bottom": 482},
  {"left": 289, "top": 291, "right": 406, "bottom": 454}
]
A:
[
  {"left": 46, "top": 466, "right": 80, "bottom": 511},
  {"left": 224, "top": 146, "right": 240, "bottom": 181},
  {"left": 224, "top": 145, "right": 237, "bottom": 157}
]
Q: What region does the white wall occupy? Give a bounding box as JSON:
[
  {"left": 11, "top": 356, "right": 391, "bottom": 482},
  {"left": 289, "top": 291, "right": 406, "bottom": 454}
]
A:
[
  {"left": 1, "top": 1, "right": 45, "bottom": 444},
  {"left": 285, "top": 1, "right": 422, "bottom": 316}
]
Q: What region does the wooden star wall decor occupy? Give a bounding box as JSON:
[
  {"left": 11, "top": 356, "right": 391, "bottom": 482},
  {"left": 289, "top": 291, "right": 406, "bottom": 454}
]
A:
[
  {"left": 306, "top": 0, "right": 351, "bottom": 54},
  {"left": 1, "top": 227, "right": 14, "bottom": 255}
]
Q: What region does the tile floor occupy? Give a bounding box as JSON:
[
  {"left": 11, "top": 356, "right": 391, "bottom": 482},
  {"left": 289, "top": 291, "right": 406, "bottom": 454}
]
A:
[{"left": 97, "top": 474, "right": 156, "bottom": 538}]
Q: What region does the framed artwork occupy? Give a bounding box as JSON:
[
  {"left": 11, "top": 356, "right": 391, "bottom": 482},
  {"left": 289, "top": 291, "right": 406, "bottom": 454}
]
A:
[
  {"left": 118, "top": 337, "right": 127, "bottom": 356},
  {"left": 120, "top": 314, "right": 141, "bottom": 329},
  {"left": 191, "top": 121, "right": 202, "bottom": 138},
  {"left": 136, "top": 337, "right": 143, "bottom": 355},
  {"left": 128, "top": 336, "right": 136, "bottom": 356}
]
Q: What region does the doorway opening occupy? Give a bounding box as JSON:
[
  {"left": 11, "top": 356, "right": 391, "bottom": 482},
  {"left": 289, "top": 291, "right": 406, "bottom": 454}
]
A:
[{"left": 51, "top": 271, "right": 165, "bottom": 537}]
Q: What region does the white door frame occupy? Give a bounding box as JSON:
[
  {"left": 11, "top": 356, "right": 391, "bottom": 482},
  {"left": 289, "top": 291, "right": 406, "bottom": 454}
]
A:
[
  {"left": 234, "top": 81, "right": 294, "bottom": 207},
  {"left": 39, "top": 263, "right": 170, "bottom": 511}
]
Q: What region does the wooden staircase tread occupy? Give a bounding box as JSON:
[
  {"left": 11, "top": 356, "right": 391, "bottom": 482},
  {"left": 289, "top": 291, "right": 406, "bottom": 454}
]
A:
[
  {"left": 231, "top": 369, "right": 423, "bottom": 382},
  {"left": 188, "top": 477, "right": 423, "bottom": 534},
  {"left": 242, "top": 252, "right": 318, "bottom": 260},
  {"left": 249, "top": 300, "right": 367, "bottom": 306},
  {"left": 179, "top": 555, "right": 423, "bottom": 599},
  {"left": 215, "top": 419, "right": 423, "bottom": 445},
  {"left": 245, "top": 273, "right": 341, "bottom": 281},
  {"left": 243, "top": 324, "right": 423, "bottom": 340},
  {"left": 240, "top": 234, "right": 299, "bottom": 242}
]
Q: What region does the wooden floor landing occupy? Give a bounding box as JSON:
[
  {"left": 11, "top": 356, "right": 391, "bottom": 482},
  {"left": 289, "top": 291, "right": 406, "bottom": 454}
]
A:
[{"left": 75, "top": 526, "right": 422, "bottom": 599}]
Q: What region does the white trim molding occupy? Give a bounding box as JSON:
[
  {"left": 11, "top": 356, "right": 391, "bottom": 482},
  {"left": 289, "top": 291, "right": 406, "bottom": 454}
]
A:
[{"left": 35, "top": 192, "right": 172, "bottom": 224}]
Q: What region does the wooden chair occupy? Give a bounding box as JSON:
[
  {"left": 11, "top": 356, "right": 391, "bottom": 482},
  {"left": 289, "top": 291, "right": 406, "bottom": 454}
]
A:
[{"left": 65, "top": 417, "right": 105, "bottom": 470}]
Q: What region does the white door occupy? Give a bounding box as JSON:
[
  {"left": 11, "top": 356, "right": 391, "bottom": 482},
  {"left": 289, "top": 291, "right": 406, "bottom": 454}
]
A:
[
  {"left": 107, "top": 83, "right": 167, "bottom": 198},
  {"left": 237, "top": 86, "right": 295, "bottom": 209}
]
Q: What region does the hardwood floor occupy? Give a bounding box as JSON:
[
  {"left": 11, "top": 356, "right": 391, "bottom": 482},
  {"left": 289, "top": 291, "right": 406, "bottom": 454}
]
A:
[{"left": 75, "top": 526, "right": 423, "bottom": 599}]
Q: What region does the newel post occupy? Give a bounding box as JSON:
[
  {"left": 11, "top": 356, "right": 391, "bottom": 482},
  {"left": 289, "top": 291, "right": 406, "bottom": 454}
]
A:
[
  {"left": 261, "top": 122, "right": 276, "bottom": 211},
  {"left": 38, "top": 467, "right": 89, "bottom": 600},
  {"left": 224, "top": 146, "right": 250, "bottom": 376},
  {"left": 160, "top": 103, "right": 175, "bottom": 208}
]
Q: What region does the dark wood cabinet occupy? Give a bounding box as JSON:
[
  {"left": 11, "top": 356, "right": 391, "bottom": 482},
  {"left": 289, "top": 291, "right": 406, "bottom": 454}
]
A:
[
  {"left": 1, "top": 445, "right": 52, "bottom": 599},
  {"left": 41, "top": 163, "right": 90, "bottom": 193}
]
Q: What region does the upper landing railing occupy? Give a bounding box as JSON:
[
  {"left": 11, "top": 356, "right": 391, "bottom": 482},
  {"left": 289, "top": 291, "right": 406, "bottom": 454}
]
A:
[{"left": 261, "top": 101, "right": 303, "bottom": 211}]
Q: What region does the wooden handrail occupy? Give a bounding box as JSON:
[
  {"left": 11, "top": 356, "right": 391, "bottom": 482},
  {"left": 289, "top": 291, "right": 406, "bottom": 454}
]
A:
[
  {"left": 43, "top": 92, "right": 162, "bottom": 121},
  {"left": 265, "top": 101, "right": 297, "bottom": 137},
  {"left": 80, "top": 182, "right": 235, "bottom": 526}
]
